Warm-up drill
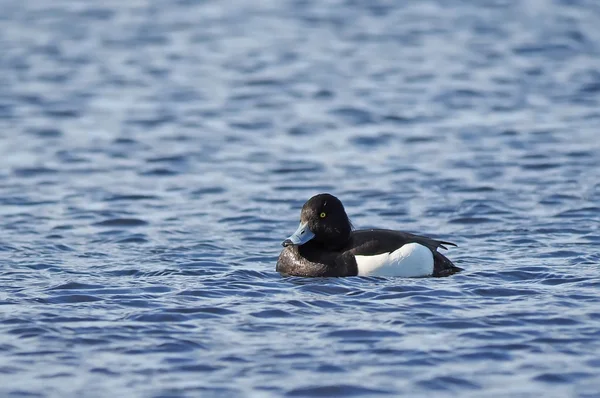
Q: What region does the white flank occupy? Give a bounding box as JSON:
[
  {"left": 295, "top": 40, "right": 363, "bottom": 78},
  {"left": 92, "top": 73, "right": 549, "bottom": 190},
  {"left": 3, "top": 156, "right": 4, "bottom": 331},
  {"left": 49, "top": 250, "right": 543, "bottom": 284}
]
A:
[{"left": 355, "top": 243, "right": 434, "bottom": 277}]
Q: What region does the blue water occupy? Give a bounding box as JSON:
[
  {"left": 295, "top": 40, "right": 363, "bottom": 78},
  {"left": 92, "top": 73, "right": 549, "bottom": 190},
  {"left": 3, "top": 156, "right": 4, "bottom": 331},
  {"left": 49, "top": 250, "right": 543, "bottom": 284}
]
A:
[{"left": 2, "top": 0, "right": 600, "bottom": 397}]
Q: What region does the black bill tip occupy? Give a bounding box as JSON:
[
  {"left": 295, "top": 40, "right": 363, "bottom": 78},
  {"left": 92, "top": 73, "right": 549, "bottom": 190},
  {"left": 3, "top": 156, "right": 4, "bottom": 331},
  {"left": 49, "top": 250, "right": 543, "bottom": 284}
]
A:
[{"left": 282, "top": 239, "right": 294, "bottom": 247}]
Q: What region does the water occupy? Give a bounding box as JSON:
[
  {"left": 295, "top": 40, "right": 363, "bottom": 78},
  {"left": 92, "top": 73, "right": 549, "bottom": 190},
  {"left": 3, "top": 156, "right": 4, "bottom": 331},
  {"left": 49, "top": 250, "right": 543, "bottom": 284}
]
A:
[{"left": 1, "top": 0, "right": 600, "bottom": 396}]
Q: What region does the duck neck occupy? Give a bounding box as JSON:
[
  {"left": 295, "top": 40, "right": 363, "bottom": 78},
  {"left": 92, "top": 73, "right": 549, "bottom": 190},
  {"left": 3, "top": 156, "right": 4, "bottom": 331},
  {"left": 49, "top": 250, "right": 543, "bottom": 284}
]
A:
[{"left": 322, "top": 227, "right": 351, "bottom": 251}]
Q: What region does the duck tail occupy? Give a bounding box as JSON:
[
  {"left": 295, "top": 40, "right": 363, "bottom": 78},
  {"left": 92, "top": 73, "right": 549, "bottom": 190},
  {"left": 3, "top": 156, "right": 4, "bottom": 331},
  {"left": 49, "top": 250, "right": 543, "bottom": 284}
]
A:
[{"left": 432, "top": 251, "right": 462, "bottom": 277}]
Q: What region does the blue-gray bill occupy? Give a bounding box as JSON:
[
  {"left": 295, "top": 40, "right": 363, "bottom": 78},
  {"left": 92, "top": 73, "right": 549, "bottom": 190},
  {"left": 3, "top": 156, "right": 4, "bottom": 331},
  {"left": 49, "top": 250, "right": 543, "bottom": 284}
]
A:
[{"left": 281, "top": 222, "right": 315, "bottom": 247}]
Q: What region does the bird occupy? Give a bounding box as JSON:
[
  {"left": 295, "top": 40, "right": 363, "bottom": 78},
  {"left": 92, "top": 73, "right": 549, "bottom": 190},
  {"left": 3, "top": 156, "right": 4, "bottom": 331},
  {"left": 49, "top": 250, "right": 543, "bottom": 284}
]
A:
[{"left": 276, "top": 193, "right": 462, "bottom": 277}]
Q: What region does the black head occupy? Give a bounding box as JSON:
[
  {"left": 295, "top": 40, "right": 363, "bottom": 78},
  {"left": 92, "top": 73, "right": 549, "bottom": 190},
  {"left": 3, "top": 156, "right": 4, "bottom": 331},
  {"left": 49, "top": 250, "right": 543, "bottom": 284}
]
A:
[{"left": 282, "top": 193, "right": 352, "bottom": 250}]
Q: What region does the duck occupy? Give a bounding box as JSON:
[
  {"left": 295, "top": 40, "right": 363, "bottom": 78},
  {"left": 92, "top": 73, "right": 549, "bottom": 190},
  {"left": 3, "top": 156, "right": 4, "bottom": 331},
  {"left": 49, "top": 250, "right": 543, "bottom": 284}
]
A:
[{"left": 276, "top": 193, "right": 462, "bottom": 277}]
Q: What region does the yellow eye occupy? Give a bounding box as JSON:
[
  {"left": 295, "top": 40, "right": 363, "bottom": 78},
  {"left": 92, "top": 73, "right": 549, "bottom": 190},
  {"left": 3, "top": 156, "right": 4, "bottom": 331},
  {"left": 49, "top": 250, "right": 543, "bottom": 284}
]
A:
[{"left": 320, "top": 212, "right": 326, "bottom": 218}]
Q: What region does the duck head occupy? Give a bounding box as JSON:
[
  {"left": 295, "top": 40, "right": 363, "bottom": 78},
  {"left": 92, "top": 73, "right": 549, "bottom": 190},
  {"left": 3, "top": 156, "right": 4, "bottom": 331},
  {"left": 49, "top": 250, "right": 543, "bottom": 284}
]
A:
[{"left": 282, "top": 193, "right": 352, "bottom": 250}]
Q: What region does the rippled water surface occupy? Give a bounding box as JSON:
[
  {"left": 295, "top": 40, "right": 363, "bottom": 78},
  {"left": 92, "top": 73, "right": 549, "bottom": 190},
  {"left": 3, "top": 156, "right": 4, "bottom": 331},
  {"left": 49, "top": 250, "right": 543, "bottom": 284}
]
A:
[{"left": 2, "top": 0, "right": 600, "bottom": 397}]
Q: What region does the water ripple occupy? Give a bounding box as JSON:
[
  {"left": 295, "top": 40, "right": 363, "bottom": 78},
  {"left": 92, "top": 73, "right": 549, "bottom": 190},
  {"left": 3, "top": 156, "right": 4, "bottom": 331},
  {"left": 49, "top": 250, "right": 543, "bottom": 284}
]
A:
[{"left": 1, "top": 0, "right": 600, "bottom": 397}]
